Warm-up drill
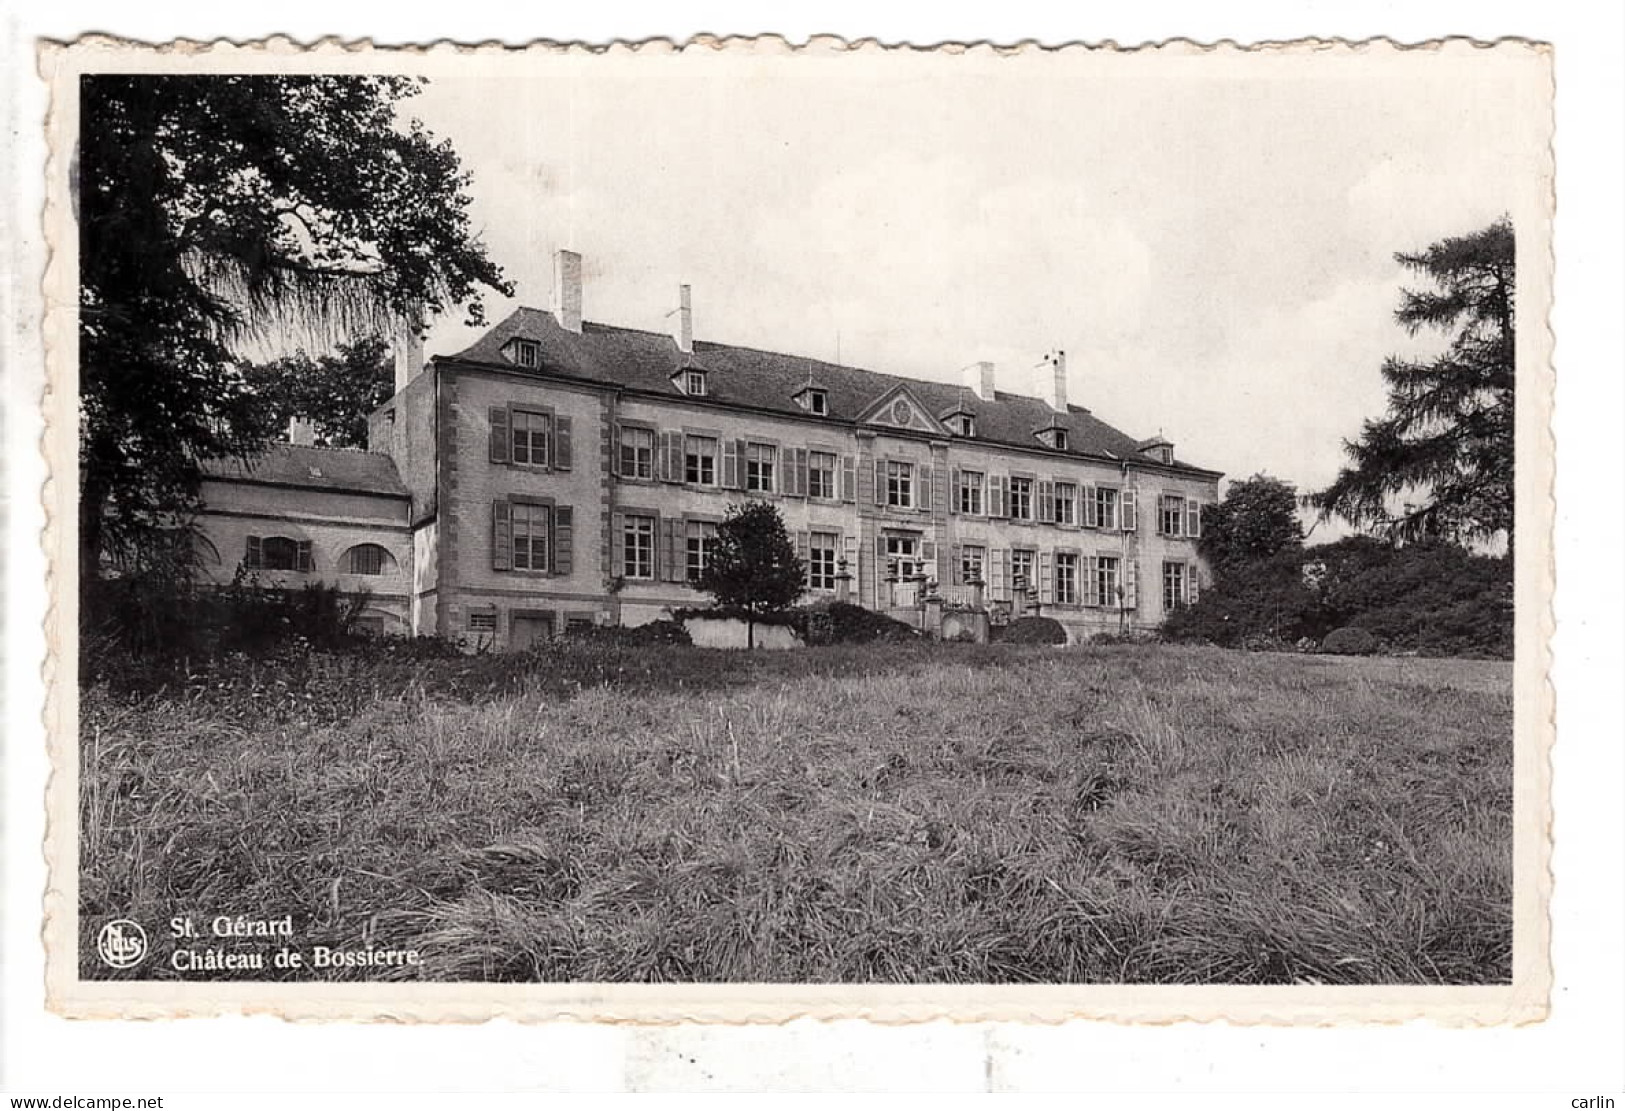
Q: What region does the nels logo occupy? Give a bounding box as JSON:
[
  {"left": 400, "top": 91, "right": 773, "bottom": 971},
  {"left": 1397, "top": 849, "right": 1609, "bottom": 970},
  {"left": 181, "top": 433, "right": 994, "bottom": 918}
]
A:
[{"left": 96, "top": 918, "right": 148, "bottom": 969}]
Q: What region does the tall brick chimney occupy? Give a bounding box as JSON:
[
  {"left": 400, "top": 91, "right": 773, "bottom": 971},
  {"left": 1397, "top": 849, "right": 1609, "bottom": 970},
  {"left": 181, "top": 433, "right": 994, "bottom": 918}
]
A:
[
  {"left": 553, "top": 249, "right": 583, "bottom": 333},
  {"left": 672, "top": 284, "right": 693, "bottom": 354},
  {"left": 962, "top": 361, "right": 996, "bottom": 402},
  {"left": 1039, "top": 350, "right": 1068, "bottom": 412}
]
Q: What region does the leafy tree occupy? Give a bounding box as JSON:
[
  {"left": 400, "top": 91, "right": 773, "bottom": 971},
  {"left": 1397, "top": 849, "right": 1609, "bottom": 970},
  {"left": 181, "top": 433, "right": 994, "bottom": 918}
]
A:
[
  {"left": 1198, "top": 474, "right": 1305, "bottom": 575},
  {"left": 1312, "top": 218, "right": 1514, "bottom": 545},
  {"left": 242, "top": 336, "right": 395, "bottom": 449},
  {"left": 694, "top": 501, "right": 806, "bottom": 647},
  {"left": 79, "top": 74, "right": 510, "bottom": 582}
]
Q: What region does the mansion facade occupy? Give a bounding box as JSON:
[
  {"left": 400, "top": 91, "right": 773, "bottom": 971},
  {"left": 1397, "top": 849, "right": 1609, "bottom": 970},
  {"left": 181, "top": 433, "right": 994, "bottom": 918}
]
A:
[{"left": 199, "top": 250, "right": 1221, "bottom": 649}]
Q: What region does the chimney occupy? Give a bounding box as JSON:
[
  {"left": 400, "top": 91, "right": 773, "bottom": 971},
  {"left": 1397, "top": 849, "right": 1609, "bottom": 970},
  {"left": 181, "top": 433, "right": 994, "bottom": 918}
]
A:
[
  {"left": 672, "top": 284, "right": 693, "bottom": 354},
  {"left": 288, "top": 417, "right": 316, "bottom": 447},
  {"left": 392, "top": 314, "right": 424, "bottom": 393},
  {"left": 1039, "top": 350, "right": 1068, "bottom": 413},
  {"left": 553, "top": 249, "right": 583, "bottom": 333},
  {"left": 962, "top": 360, "right": 996, "bottom": 402}
]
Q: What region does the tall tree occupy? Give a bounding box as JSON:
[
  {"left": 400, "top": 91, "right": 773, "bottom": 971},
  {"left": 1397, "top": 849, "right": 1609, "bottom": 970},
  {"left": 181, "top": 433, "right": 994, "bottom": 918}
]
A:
[
  {"left": 1312, "top": 218, "right": 1515, "bottom": 545},
  {"left": 1198, "top": 474, "right": 1305, "bottom": 576},
  {"left": 694, "top": 501, "right": 806, "bottom": 648},
  {"left": 79, "top": 75, "right": 510, "bottom": 581},
  {"left": 242, "top": 336, "right": 395, "bottom": 449}
]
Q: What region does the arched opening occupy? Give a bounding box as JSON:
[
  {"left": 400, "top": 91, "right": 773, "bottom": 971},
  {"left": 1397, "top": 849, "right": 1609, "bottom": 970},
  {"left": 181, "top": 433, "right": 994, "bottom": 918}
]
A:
[{"left": 344, "top": 543, "right": 398, "bottom": 576}]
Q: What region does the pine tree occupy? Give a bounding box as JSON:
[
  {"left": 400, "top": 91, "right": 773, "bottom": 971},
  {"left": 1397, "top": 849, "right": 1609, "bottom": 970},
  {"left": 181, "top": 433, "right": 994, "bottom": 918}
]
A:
[
  {"left": 1313, "top": 218, "right": 1515, "bottom": 545},
  {"left": 695, "top": 501, "right": 806, "bottom": 648}
]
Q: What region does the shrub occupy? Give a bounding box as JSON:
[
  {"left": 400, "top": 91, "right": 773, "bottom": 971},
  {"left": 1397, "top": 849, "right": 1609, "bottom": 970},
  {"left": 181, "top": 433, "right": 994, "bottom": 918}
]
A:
[
  {"left": 791, "top": 601, "right": 917, "bottom": 645},
  {"left": 562, "top": 619, "right": 691, "bottom": 647},
  {"left": 998, "top": 616, "right": 1067, "bottom": 645},
  {"left": 1320, "top": 626, "right": 1380, "bottom": 655}
]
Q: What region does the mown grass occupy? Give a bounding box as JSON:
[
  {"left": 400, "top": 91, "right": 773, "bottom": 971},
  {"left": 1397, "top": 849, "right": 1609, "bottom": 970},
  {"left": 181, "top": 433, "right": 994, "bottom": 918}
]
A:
[{"left": 79, "top": 643, "right": 1512, "bottom": 984}]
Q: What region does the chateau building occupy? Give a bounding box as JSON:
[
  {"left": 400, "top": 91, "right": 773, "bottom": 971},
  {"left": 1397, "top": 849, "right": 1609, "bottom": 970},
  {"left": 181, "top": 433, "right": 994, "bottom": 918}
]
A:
[{"left": 200, "top": 250, "right": 1221, "bottom": 648}]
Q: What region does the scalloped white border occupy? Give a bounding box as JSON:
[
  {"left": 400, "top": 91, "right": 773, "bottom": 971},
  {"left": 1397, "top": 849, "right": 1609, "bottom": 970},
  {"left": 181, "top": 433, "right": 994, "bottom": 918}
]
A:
[{"left": 33, "top": 33, "right": 1554, "bottom": 1029}]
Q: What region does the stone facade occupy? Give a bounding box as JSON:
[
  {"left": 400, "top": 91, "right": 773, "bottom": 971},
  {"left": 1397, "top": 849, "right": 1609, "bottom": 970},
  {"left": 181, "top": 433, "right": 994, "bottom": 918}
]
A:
[{"left": 201, "top": 250, "right": 1222, "bottom": 650}]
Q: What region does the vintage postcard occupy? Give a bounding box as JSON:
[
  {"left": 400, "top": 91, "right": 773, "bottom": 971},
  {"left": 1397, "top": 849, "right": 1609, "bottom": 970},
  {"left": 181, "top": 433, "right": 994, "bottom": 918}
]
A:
[{"left": 39, "top": 35, "right": 1553, "bottom": 1024}]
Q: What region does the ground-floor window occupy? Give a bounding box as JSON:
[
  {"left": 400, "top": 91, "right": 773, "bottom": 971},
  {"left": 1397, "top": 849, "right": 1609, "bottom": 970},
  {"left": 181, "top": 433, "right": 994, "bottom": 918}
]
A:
[
  {"left": 808, "top": 531, "right": 839, "bottom": 590},
  {"left": 623, "top": 515, "right": 655, "bottom": 579},
  {"left": 884, "top": 533, "right": 921, "bottom": 579},
  {"left": 511, "top": 503, "right": 552, "bottom": 572},
  {"left": 1055, "top": 552, "right": 1079, "bottom": 604},
  {"left": 1094, "top": 555, "right": 1120, "bottom": 607},
  {"left": 685, "top": 520, "right": 718, "bottom": 583},
  {"left": 1011, "top": 548, "right": 1036, "bottom": 595},
  {"left": 1163, "top": 560, "right": 1188, "bottom": 611},
  {"left": 960, "top": 544, "right": 986, "bottom": 585}
]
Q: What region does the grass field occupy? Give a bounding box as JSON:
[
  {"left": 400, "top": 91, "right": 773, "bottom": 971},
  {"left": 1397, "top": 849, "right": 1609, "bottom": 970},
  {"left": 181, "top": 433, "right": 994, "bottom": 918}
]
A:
[{"left": 79, "top": 642, "right": 1513, "bottom": 984}]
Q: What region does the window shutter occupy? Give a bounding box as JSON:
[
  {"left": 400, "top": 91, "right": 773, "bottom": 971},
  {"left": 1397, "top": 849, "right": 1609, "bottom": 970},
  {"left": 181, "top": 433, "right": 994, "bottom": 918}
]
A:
[
  {"left": 875, "top": 535, "right": 889, "bottom": 583},
  {"left": 1121, "top": 489, "right": 1138, "bottom": 532},
  {"left": 245, "top": 535, "right": 263, "bottom": 570},
  {"left": 950, "top": 468, "right": 961, "bottom": 515},
  {"left": 554, "top": 415, "right": 573, "bottom": 471},
  {"left": 796, "top": 530, "right": 811, "bottom": 584},
  {"left": 840, "top": 455, "right": 857, "bottom": 503},
  {"left": 734, "top": 439, "right": 749, "bottom": 489},
  {"left": 1083, "top": 485, "right": 1099, "bottom": 528},
  {"left": 721, "top": 440, "right": 741, "bottom": 489},
  {"left": 661, "top": 517, "right": 682, "bottom": 582},
  {"left": 1038, "top": 551, "right": 1054, "bottom": 604},
  {"left": 488, "top": 406, "right": 511, "bottom": 464},
  {"left": 1084, "top": 556, "right": 1099, "bottom": 607},
  {"left": 922, "top": 539, "right": 937, "bottom": 583},
  {"left": 610, "top": 513, "right": 626, "bottom": 579},
  {"left": 935, "top": 465, "right": 949, "bottom": 515},
  {"left": 873, "top": 459, "right": 887, "bottom": 505},
  {"left": 1187, "top": 564, "right": 1200, "bottom": 605},
  {"left": 987, "top": 475, "right": 1003, "bottom": 518},
  {"left": 1124, "top": 558, "right": 1138, "bottom": 609},
  {"left": 491, "top": 500, "right": 512, "bottom": 571},
  {"left": 553, "top": 506, "right": 574, "bottom": 575},
  {"left": 797, "top": 448, "right": 811, "bottom": 498},
  {"left": 1037, "top": 479, "right": 1055, "bottom": 524},
  {"left": 948, "top": 545, "right": 962, "bottom": 586},
  {"left": 995, "top": 549, "right": 1011, "bottom": 596},
  {"left": 610, "top": 423, "right": 624, "bottom": 477},
  {"left": 919, "top": 464, "right": 933, "bottom": 512},
  {"left": 1188, "top": 499, "right": 1202, "bottom": 539},
  {"left": 669, "top": 432, "right": 686, "bottom": 483}
]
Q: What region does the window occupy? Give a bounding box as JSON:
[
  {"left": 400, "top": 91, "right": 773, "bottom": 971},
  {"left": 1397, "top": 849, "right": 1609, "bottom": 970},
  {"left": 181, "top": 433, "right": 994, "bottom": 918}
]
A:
[
  {"left": 685, "top": 435, "right": 718, "bottom": 486},
  {"left": 885, "top": 460, "right": 914, "bottom": 508},
  {"left": 1094, "top": 487, "right": 1119, "bottom": 530},
  {"left": 1163, "top": 561, "right": 1188, "bottom": 611},
  {"left": 958, "top": 470, "right": 984, "bottom": 515},
  {"left": 513, "top": 339, "right": 540, "bottom": 368},
  {"left": 1009, "top": 477, "right": 1033, "bottom": 521},
  {"left": 348, "top": 543, "right": 387, "bottom": 576},
  {"left": 623, "top": 515, "right": 655, "bottom": 579},
  {"left": 1011, "top": 549, "right": 1036, "bottom": 594},
  {"left": 1055, "top": 552, "right": 1079, "bottom": 605},
  {"left": 683, "top": 369, "right": 707, "bottom": 396},
  {"left": 1054, "top": 482, "right": 1077, "bottom": 526},
  {"left": 619, "top": 427, "right": 655, "bottom": 480},
  {"left": 746, "top": 443, "right": 777, "bottom": 493},
  {"left": 809, "top": 531, "right": 840, "bottom": 590},
  {"left": 684, "top": 520, "right": 718, "bottom": 583},
  {"left": 564, "top": 615, "right": 595, "bottom": 634},
  {"left": 1159, "top": 495, "right": 1186, "bottom": 537},
  {"left": 1052, "top": 429, "right": 1069, "bottom": 451},
  {"left": 511, "top": 502, "right": 552, "bottom": 572},
  {"left": 807, "top": 451, "right": 837, "bottom": 499},
  {"left": 885, "top": 534, "right": 921, "bottom": 579},
  {"left": 246, "top": 535, "right": 311, "bottom": 572},
  {"left": 948, "top": 414, "right": 976, "bottom": 437},
  {"left": 1095, "top": 555, "right": 1121, "bottom": 608},
  {"left": 961, "top": 544, "right": 986, "bottom": 585},
  {"left": 797, "top": 388, "right": 828, "bottom": 415},
  {"left": 468, "top": 611, "right": 497, "bottom": 633},
  {"left": 511, "top": 409, "right": 551, "bottom": 466}
]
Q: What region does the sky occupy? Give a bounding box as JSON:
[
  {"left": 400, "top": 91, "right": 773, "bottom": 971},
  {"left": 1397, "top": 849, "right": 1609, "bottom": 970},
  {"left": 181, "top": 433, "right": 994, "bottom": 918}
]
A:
[{"left": 402, "top": 45, "right": 1548, "bottom": 514}]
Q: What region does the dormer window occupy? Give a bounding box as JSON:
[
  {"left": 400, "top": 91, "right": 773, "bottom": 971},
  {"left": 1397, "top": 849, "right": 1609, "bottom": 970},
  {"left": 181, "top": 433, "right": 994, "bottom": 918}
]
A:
[
  {"left": 1158, "top": 446, "right": 1173, "bottom": 464},
  {"left": 1038, "top": 425, "right": 1068, "bottom": 451},
  {"left": 680, "top": 369, "right": 708, "bottom": 397},
  {"left": 948, "top": 413, "right": 976, "bottom": 437},
  {"left": 808, "top": 390, "right": 828, "bottom": 415},
  {"left": 513, "top": 339, "right": 540, "bottom": 368}
]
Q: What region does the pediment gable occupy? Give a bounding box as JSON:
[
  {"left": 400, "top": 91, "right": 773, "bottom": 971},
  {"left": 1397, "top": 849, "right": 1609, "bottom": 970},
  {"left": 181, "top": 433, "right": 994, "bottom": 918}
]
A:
[{"left": 856, "top": 385, "right": 945, "bottom": 435}]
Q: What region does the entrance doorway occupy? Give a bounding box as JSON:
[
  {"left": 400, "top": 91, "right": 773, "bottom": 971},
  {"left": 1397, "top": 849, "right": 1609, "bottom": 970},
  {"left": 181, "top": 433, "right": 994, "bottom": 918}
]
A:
[{"left": 510, "top": 610, "right": 557, "bottom": 651}]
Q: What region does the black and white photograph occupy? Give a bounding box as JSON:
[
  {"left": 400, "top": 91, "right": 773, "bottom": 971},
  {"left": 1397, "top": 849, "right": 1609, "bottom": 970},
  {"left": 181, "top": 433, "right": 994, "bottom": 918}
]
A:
[{"left": 42, "top": 36, "right": 1553, "bottom": 1026}]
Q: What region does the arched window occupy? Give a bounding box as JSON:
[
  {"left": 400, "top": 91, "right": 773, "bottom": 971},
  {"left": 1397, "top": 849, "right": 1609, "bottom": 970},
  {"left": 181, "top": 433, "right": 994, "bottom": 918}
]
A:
[
  {"left": 346, "top": 543, "right": 395, "bottom": 576},
  {"left": 246, "top": 535, "right": 311, "bottom": 572}
]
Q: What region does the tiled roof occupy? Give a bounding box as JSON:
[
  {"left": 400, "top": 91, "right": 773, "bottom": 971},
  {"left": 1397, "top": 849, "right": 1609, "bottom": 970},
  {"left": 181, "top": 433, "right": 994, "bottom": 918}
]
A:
[
  {"left": 200, "top": 443, "right": 409, "bottom": 498},
  {"left": 449, "top": 308, "right": 1218, "bottom": 475}
]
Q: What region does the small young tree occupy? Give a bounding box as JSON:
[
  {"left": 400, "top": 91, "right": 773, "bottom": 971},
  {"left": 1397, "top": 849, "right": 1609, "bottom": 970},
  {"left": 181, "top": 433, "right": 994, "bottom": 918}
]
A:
[{"left": 695, "top": 500, "right": 806, "bottom": 647}]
